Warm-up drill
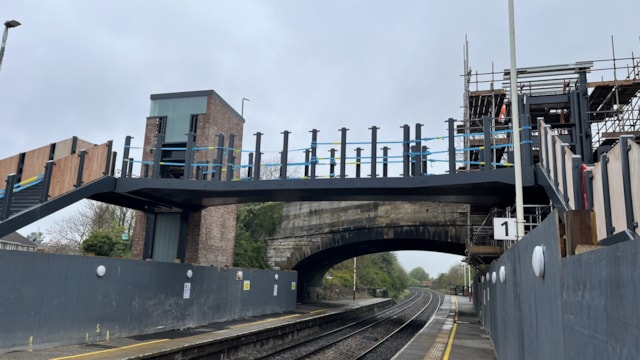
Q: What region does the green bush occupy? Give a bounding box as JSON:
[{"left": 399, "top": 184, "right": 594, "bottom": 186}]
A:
[{"left": 81, "top": 231, "right": 116, "bottom": 256}]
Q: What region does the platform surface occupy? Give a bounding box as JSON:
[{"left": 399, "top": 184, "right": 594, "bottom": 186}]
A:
[
  {"left": 0, "top": 297, "right": 389, "bottom": 360},
  {"left": 394, "top": 295, "right": 496, "bottom": 360}
]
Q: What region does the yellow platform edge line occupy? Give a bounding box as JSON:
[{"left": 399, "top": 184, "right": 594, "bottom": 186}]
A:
[
  {"left": 229, "top": 313, "right": 300, "bottom": 329},
  {"left": 49, "top": 339, "right": 169, "bottom": 360},
  {"left": 442, "top": 296, "right": 459, "bottom": 360}
]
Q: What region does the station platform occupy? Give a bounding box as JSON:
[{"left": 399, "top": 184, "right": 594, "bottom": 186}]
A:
[
  {"left": 394, "top": 295, "right": 496, "bottom": 360},
  {"left": 0, "top": 297, "right": 391, "bottom": 360},
  {"left": 1, "top": 295, "right": 495, "bottom": 360}
]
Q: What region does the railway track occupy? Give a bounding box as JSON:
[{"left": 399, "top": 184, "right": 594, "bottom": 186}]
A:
[{"left": 256, "top": 288, "right": 441, "bottom": 360}]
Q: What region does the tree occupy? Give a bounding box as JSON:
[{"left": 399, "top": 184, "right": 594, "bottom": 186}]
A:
[
  {"left": 408, "top": 267, "right": 430, "bottom": 287},
  {"left": 255, "top": 156, "right": 302, "bottom": 180},
  {"left": 45, "top": 200, "right": 135, "bottom": 256},
  {"left": 81, "top": 231, "right": 117, "bottom": 256},
  {"left": 233, "top": 202, "right": 284, "bottom": 268},
  {"left": 26, "top": 231, "right": 45, "bottom": 245}
]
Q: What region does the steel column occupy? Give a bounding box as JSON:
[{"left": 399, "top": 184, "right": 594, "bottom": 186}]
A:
[
  {"left": 247, "top": 153, "right": 254, "bottom": 179},
  {"left": 152, "top": 133, "right": 164, "bottom": 179},
  {"left": 355, "top": 147, "right": 362, "bottom": 178},
  {"left": 585, "top": 169, "right": 594, "bottom": 210},
  {"left": 600, "top": 153, "right": 614, "bottom": 236},
  {"left": 402, "top": 124, "right": 410, "bottom": 177},
  {"left": 619, "top": 135, "right": 637, "bottom": 231},
  {"left": 310, "top": 129, "right": 318, "bottom": 180},
  {"left": 329, "top": 148, "right": 336, "bottom": 178},
  {"left": 382, "top": 146, "right": 389, "bottom": 178},
  {"left": 41, "top": 161, "right": 54, "bottom": 203},
  {"left": 104, "top": 141, "right": 113, "bottom": 176},
  {"left": 482, "top": 116, "right": 491, "bottom": 171},
  {"left": 577, "top": 71, "right": 593, "bottom": 162},
  {"left": 551, "top": 136, "right": 558, "bottom": 187},
  {"left": 76, "top": 150, "right": 86, "bottom": 188},
  {"left": 227, "top": 134, "right": 236, "bottom": 181},
  {"left": 304, "top": 149, "right": 310, "bottom": 178},
  {"left": 370, "top": 126, "right": 378, "bottom": 178},
  {"left": 214, "top": 134, "right": 224, "bottom": 181},
  {"left": 571, "top": 155, "right": 583, "bottom": 210},
  {"left": 521, "top": 96, "right": 532, "bottom": 167},
  {"left": 2, "top": 174, "right": 16, "bottom": 220},
  {"left": 253, "top": 132, "right": 262, "bottom": 180},
  {"left": 280, "top": 131, "right": 290, "bottom": 180},
  {"left": 184, "top": 132, "right": 195, "bottom": 180},
  {"left": 447, "top": 118, "right": 456, "bottom": 174},
  {"left": 561, "top": 144, "right": 570, "bottom": 203},
  {"left": 340, "top": 128, "right": 348, "bottom": 178},
  {"left": 122, "top": 136, "right": 132, "bottom": 178},
  {"left": 415, "top": 123, "right": 423, "bottom": 176}
]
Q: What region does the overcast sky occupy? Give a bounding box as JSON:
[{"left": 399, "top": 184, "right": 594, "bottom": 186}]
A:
[{"left": 1, "top": 1, "right": 638, "bottom": 276}]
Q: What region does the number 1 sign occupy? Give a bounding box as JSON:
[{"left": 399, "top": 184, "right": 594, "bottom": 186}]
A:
[{"left": 493, "top": 217, "right": 517, "bottom": 240}]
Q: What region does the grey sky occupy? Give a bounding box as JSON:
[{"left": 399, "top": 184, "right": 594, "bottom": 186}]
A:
[{"left": 1, "top": 1, "right": 638, "bottom": 275}]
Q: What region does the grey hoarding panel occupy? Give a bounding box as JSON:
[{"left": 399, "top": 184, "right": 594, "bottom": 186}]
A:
[{"left": 0, "top": 251, "right": 296, "bottom": 353}]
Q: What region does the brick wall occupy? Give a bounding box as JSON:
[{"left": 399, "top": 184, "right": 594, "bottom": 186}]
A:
[
  {"left": 185, "top": 93, "right": 244, "bottom": 266},
  {"left": 131, "top": 92, "right": 244, "bottom": 266}
]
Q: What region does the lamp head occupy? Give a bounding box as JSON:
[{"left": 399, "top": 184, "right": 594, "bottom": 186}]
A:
[{"left": 4, "top": 20, "right": 21, "bottom": 28}]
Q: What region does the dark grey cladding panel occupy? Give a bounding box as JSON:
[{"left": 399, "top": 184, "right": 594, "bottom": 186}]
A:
[
  {"left": 483, "top": 215, "right": 564, "bottom": 360},
  {"left": 0, "top": 251, "right": 296, "bottom": 353},
  {"left": 561, "top": 238, "right": 640, "bottom": 360}
]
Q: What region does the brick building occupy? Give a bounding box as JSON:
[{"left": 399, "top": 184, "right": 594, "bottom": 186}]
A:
[
  {"left": 131, "top": 90, "right": 244, "bottom": 266},
  {"left": 0, "top": 232, "right": 38, "bottom": 251}
]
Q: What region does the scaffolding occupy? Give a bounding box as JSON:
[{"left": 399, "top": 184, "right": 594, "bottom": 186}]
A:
[{"left": 461, "top": 37, "right": 640, "bottom": 167}]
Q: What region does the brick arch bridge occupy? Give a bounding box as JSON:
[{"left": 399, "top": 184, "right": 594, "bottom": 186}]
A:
[{"left": 265, "top": 201, "right": 469, "bottom": 302}]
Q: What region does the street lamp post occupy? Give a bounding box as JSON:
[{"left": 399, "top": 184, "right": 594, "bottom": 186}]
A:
[
  {"left": 241, "top": 97, "right": 250, "bottom": 118},
  {"left": 507, "top": 1, "right": 526, "bottom": 240},
  {"left": 0, "top": 20, "right": 21, "bottom": 73}
]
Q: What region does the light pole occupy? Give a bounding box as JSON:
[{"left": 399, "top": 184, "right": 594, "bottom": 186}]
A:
[
  {"left": 241, "top": 97, "right": 250, "bottom": 118},
  {"left": 0, "top": 19, "right": 21, "bottom": 73},
  {"left": 507, "top": 1, "right": 525, "bottom": 240}
]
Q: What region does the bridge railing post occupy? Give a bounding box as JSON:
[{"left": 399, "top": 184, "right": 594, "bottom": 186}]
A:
[
  {"left": 252, "top": 132, "right": 262, "bottom": 180},
  {"left": 104, "top": 141, "right": 113, "bottom": 176},
  {"left": 447, "top": 118, "right": 456, "bottom": 174},
  {"left": 355, "top": 147, "right": 362, "bottom": 178},
  {"left": 329, "top": 148, "right": 336, "bottom": 178},
  {"left": 214, "top": 134, "right": 224, "bottom": 181},
  {"left": 619, "top": 135, "right": 637, "bottom": 232},
  {"left": 415, "top": 123, "right": 423, "bottom": 176},
  {"left": 369, "top": 126, "right": 378, "bottom": 178},
  {"left": 339, "top": 127, "right": 348, "bottom": 178},
  {"left": 127, "top": 158, "right": 133, "bottom": 178},
  {"left": 310, "top": 129, "right": 318, "bottom": 180},
  {"left": 482, "top": 116, "right": 491, "bottom": 171},
  {"left": 584, "top": 168, "right": 594, "bottom": 211},
  {"left": 121, "top": 135, "right": 132, "bottom": 178},
  {"left": 75, "top": 150, "right": 87, "bottom": 188},
  {"left": 152, "top": 133, "right": 164, "bottom": 179},
  {"left": 227, "top": 134, "right": 236, "bottom": 181},
  {"left": 571, "top": 155, "right": 583, "bottom": 210},
  {"left": 184, "top": 131, "right": 195, "bottom": 180},
  {"left": 551, "top": 136, "right": 559, "bottom": 187},
  {"left": 41, "top": 161, "right": 54, "bottom": 203},
  {"left": 600, "top": 153, "right": 614, "bottom": 236},
  {"left": 402, "top": 124, "right": 410, "bottom": 177},
  {"left": 303, "top": 149, "right": 310, "bottom": 178},
  {"left": 382, "top": 146, "right": 389, "bottom": 178},
  {"left": 247, "top": 153, "right": 254, "bottom": 179},
  {"left": 422, "top": 145, "right": 428, "bottom": 175},
  {"left": 561, "top": 144, "right": 570, "bottom": 204},
  {"left": 1, "top": 174, "right": 16, "bottom": 220},
  {"left": 521, "top": 96, "right": 533, "bottom": 167},
  {"left": 280, "top": 131, "right": 290, "bottom": 180}
]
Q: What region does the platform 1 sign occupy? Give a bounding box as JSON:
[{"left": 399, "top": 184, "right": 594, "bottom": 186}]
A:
[{"left": 493, "top": 217, "right": 517, "bottom": 240}]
